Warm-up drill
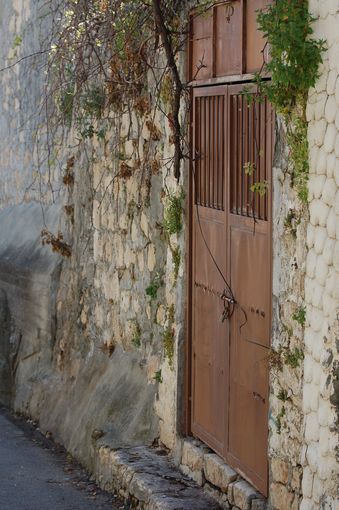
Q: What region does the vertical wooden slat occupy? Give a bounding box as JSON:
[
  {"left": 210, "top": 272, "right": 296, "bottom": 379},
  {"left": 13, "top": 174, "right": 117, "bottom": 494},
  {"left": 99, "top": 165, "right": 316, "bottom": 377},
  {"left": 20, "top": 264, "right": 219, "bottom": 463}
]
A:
[
  {"left": 237, "top": 95, "right": 242, "bottom": 215},
  {"left": 263, "top": 98, "right": 267, "bottom": 221},
  {"left": 249, "top": 101, "right": 259, "bottom": 216},
  {"left": 201, "top": 97, "right": 206, "bottom": 206},
  {"left": 220, "top": 95, "right": 223, "bottom": 210},
  {"left": 210, "top": 97, "right": 213, "bottom": 208},
  {"left": 242, "top": 94, "right": 246, "bottom": 216},
  {"left": 255, "top": 99, "right": 260, "bottom": 219},
  {"left": 221, "top": 95, "right": 225, "bottom": 209},
  {"left": 195, "top": 97, "right": 199, "bottom": 205}
]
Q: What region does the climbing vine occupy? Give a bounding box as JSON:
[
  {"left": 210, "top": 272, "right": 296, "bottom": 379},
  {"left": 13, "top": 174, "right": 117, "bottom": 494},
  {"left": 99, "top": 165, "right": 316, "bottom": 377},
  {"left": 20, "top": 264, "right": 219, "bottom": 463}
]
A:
[
  {"left": 252, "top": 0, "right": 325, "bottom": 436},
  {"left": 254, "top": 0, "right": 325, "bottom": 202}
]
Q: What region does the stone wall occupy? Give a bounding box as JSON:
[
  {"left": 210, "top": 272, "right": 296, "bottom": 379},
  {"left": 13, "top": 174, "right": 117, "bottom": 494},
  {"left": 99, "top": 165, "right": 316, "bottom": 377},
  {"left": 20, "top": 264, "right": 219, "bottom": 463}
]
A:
[
  {"left": 0, "top": 1, "right": 338, "bottom": 509},
  {"left": 0, "top": 0, "right": 184, "bottom": 470},
  {"left": 301, "top": 1, "right": 339, "bottom": 508}
]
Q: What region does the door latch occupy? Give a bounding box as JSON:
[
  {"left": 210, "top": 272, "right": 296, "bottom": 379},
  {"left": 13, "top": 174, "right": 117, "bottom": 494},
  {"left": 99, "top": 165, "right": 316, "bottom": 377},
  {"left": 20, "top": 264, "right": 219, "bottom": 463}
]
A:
[{"left": 220, "top": 290, "right": 236, "bottom": 322}]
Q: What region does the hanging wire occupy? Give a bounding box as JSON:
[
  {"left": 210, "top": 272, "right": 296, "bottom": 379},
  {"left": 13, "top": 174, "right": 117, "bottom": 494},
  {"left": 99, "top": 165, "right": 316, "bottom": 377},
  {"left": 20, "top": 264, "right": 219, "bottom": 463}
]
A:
[{"left": 191, "top": 151, "right": 236, "bottom": 322}]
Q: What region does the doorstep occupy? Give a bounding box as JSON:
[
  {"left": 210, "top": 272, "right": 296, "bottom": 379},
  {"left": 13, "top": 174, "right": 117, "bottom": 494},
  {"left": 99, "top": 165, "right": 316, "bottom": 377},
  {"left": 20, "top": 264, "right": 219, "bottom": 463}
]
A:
[{"left": 94, "top": 444, "right": 223, "bottom": 509}]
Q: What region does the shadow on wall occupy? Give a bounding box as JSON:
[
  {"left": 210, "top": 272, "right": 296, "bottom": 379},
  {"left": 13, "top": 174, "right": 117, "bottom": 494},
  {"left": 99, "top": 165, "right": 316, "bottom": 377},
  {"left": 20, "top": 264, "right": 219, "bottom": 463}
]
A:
[
  {"left": 0, "top": 201, "right": 159, "bottom": 470},
  {"left": 0, "top": 201, "right": 61, "bottom": 410}
]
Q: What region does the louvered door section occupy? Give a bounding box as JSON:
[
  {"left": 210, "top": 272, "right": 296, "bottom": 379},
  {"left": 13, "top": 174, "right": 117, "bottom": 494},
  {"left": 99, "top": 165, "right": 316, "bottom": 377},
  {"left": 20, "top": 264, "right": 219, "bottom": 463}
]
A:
[
  {"left": 227, "top": 84, "right": 273, "bottom": 496},
  {"left": 191, "top": 85, "right": 229, "bottom": 456}
]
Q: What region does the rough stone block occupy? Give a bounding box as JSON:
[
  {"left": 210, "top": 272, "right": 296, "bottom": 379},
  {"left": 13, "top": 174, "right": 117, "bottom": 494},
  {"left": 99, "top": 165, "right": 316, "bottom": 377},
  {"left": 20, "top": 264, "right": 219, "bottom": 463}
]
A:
[
  {"left": 333, "top": 240, "right": 339, "bottom": 271},
  {"left": 326, "top": 207, "right": 336, "bottom": 238},
  {"left": 306, "top": 224, "right": 315, "bottom": 249},
  {"left": 204, "top": 454, "right": 237, "bottom": 492},
  {"left": 270, "top": 483, "right": 294, "bottom": 510},
  {"left": 181, "top": 440, "right": 204, "bottom": 471},
  {"left": 322, "top": 178, "right": 337, "bottom": 206},
  {"left": 290, "top": 467, "right": 302, "bottom": 492},
  {"left": 306, "top": 443, "right": 319, "bottom": 473},
  {"left": 335, "top": 190, "right": 339, "bottom": 215},
  {"left": 305, "top": 412, "right": 320, "bottom": 443},
  {"left": 301, "top": 466, "right": 314, "bottom": 498},
  {"left": 310, "top": 199, "right": 330, "bottom": 227},
  {"left": 203, "top": 483, "right": 231, "bottom": 510},
  {"left": 314, "top": 226, "right": 328, "bottom": 254},
  {"left": 306, "top": 249, "right": 317, "bottom": 278},
  {"left": 323, "top": 238, "right": 335, "bottom": 265},
  {"left": 325, "top": 97, "right": 337, "bottom": 124},
  {"left": 180, "top": 463, "right": 203, "bottom": 486},
  {"left": 251, "top": 500, "right": 267, "bottom": 510},
  {"left": 327, "top": 69, "right": 338, "bottom": 95},
  {"left": 315, "top": 254, "right": 329, "bottom": 286},
  {"left": 270, "top": 458, "right": 289, "bottom": 485},
  {"left": 232, "top": 480, "right": 258, "bottom": 510},
  {"left": 303, "top": 382, "right": 319, "bottom": 414}
]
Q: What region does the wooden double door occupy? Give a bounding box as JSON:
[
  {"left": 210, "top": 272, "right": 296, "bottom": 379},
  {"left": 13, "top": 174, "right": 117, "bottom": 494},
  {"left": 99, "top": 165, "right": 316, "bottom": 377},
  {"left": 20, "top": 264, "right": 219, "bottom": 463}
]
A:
[{"left": 190, "top": 84, "right": 273, "bottom": 495}]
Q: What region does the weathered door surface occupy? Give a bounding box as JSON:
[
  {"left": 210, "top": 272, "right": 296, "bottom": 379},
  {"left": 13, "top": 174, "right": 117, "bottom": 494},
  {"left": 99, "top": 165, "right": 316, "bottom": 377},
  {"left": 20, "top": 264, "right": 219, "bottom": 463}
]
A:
[
  {"left": 191, "top": 84, "right": 273, "bottom": 495},
  {"left": 191, "top": 86, "right": 229, "bottom": 456}
]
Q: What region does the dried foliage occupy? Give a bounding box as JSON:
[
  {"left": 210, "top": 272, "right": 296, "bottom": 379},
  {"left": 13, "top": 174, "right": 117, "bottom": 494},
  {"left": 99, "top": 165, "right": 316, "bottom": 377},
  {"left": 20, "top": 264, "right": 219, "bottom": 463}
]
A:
[
  {"left": 45, "top": 0, "right": 214, "bottom": 180},
  {"left": 41, "top": 229, "right": 72, "bottom": 257}
]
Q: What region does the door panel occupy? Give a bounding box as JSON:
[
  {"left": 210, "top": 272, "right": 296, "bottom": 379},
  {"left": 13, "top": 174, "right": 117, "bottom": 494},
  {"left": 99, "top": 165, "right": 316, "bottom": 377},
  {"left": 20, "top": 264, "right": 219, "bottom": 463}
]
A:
[
  {"left": 245, "top": 0, "right": 272, "bottom": 73},
  {"left": 190, "top": 83, "right": 273, "bottom": 496},
  {"left": 228, "top": 221, "right": 270, "bottom": 494},
  {"left": 215, "top": 1, "right": 243, "bottom": 77},
  {"left": 191, "top": 86, "right": 228, "bottom": 455}
]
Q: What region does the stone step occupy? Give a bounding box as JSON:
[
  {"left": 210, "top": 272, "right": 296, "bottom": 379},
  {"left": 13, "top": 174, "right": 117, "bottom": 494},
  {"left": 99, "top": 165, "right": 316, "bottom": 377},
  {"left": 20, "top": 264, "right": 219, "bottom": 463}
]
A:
[{"left": 95, "top": 445, "right": 223, "bottom": 509}]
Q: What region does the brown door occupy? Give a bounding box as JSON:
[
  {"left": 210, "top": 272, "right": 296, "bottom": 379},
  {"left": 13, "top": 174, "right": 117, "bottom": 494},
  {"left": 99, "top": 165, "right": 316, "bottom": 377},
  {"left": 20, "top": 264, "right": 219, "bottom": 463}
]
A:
[
  {"left": 191, "top": 85, "right": 229, "bottom": 456},
  {"left": 190, "top": 84, "right": 273, "bottom": 496}
]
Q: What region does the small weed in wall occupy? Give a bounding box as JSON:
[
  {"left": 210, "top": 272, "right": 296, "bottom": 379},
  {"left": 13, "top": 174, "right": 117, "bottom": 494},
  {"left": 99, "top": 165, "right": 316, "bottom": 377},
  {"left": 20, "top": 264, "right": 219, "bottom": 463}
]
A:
[
  {"left": 275, "top": 406, "right": 286, "bottom": 435},
  {"left": 277, "top": 388, "right": 289, "bottom": 402},
  {"left": 283, "top": 347, "right": 304, "bottom": 369},
  {"left": 292, "top": 306, "right": 306, "bottom": 327},
  {"left": 131, "top": 321, "right": 142, "bottom": 348},
  {"left": 163, "top": 189, "right": 185, "bottom": 236},
  {"left": 163, "top": 304, "right": 175, "bottom": 368},
  {"left": 153, "top": 370, "right": 163, "bottom": 383},
  {"left": 171, "top": 246, "right": 181, "bottom": 283},
  {"left": 146, "top": 273, "right": 163, "bottom": 300}
]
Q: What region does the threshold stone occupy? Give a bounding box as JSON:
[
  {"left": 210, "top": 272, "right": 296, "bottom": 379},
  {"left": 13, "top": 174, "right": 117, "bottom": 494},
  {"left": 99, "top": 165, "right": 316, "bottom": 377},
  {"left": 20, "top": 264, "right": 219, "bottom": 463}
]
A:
[{"left": 98, "top": 445, "right": 223, "bottom": 509}]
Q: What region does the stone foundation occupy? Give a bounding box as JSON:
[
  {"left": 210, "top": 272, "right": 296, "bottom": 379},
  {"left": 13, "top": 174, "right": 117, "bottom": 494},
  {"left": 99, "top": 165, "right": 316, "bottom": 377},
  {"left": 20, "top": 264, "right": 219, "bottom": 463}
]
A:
[{"left": 179, "top": 439, "right": 266, "bottom": 510}]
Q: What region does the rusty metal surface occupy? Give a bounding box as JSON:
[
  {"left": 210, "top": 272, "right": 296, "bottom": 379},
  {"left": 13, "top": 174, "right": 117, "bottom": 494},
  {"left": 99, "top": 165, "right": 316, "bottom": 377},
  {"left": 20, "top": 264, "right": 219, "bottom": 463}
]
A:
[{"left": 190, "top": 84, "right": 273, "bottom": 496}]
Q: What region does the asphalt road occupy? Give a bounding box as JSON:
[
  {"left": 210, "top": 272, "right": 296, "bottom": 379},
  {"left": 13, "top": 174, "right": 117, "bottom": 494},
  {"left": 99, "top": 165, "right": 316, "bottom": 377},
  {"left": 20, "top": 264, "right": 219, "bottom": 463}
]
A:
[{"left": 0, "top": 408, "right": 126, "bottom": 510}]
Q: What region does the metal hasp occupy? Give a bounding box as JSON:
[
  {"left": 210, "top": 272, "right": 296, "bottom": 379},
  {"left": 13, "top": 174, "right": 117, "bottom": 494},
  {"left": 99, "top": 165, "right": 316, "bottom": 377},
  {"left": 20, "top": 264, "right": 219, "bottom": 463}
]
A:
[{"left": 188, "top": 1, "right": 273, "bottom": 497}]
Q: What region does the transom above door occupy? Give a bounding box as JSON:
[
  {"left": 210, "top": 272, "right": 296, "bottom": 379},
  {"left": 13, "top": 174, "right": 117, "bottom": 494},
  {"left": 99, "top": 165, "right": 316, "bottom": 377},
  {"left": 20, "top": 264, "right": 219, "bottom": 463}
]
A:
[{"left": 189, "top": 0, "right": 272, "bottom": 83}]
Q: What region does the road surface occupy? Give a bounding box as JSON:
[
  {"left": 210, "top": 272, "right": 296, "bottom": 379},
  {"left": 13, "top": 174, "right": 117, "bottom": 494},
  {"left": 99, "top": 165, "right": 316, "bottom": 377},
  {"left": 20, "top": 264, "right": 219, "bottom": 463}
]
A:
[{"left": 0, "top": 407, "right": 126, "bottom": 510}]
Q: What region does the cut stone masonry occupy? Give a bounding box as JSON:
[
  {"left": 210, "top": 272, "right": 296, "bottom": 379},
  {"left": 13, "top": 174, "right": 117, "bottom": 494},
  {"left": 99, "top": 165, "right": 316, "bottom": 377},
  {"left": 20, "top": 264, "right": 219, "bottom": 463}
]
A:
[
  {"left": 179, "top": 439, "right": 265, "bottom": 510},
  {"left": 93, "top": 443, "right": 267, "bottom": 510}
]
